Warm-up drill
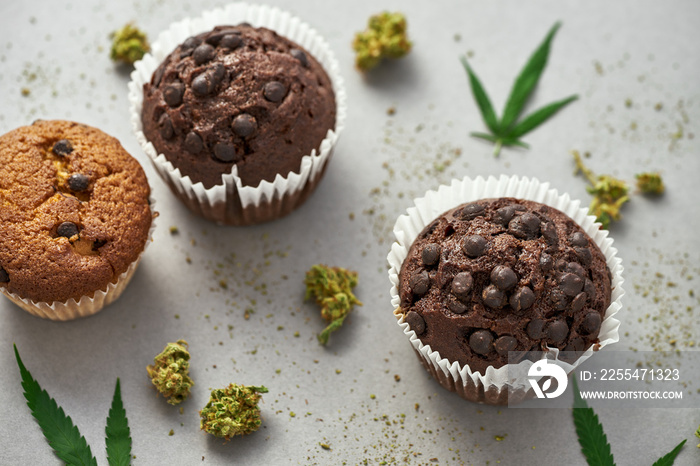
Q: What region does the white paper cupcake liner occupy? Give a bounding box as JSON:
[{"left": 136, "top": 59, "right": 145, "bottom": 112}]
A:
[
  {"left": 0, "top": 201, "right": 158, "bottom": 321},
  {"left": 387, "top": 175, "right": 625, "bottom": 404},
  {"left": 128, "top": 2, "right": 346, "bottom": 225}
]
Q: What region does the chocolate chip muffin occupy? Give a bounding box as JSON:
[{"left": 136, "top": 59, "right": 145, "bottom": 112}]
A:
[
  {"left": 141, "top": 24, "right": 336, "bottom": 190},
  {"left": 397, "top": 197, "right": 612, "bottom": 375},
  {"left": 0, "top": 120, "right": 153, "bottom": 319}
]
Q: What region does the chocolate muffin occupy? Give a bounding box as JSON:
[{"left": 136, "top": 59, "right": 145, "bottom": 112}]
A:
[
  {"left": 397, "top": 197, "right": 612, "bottom": 375},
  {"left": 0, "top": 120, "right": 153, "bottom": 319},
  {"left": 141, "top": 24, "right": 336, "bottom": 189}
]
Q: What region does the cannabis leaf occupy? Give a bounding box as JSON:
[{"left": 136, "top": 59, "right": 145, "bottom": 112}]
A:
[
  {"left": 106, "top": 378, "right": 132, "bottom": 466},
  {"left": 651, "top": 440, "right": 687, "bottom": 466},
  {"left": 572, "top": 375, "right": 687, "bottom": 466},
  {"left": 572, "top": 375, "right": 615, "bottom": 466},
  {"left": 14, "top": 343, "right": 98, "bottom": 466},
  {"left": 461, "top": 22, "right": 578, "bottom": 156}
]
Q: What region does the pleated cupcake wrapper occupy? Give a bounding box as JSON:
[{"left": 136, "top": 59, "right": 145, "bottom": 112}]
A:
[
  {"left": 387, "top": 175, "right": 625, "bottom": 405},
  {"left": 128, "top": 2, "right": 347, "bottom": 225},
  {"left": 0, "top": 200, "right": 158, "bottom": 321}
]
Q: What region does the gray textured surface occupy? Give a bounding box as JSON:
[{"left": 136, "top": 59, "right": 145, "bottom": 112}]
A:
[{"left": 1, "top": 1, "right": 699, "bottom": 464}]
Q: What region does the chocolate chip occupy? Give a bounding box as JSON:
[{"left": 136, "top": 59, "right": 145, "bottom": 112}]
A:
[
  {"left": 184, "top": 132, "right": 204, "bottom": 154},
  {"left": 193, "top": 43, "right": 216, "bottom": 65},
  {"left": 541, "top": 222, "right": 558, "bottom": 244},
  {"left": 494, "top": 336, "right": 518, "bottom": 356},
  {"left": 232, "top": 113, "right": 257, "bottom": 138},
  {"left": 163, "top": 83, "right": 185, "bottom": 107},
  {"left": 490, "top": 265, "right": 518, "bottom": 291},
  {"left": 566, "top": 262, "right": 586, "bottom": 278},
  {"left": 583, "top": 279, "right": 596, "bottom": 302},
  {"left": 421, "top": 243, "right": 440, "bottom": 266},
  {"left": 57, "top": 222, "right": 79, "bottom": 238},
  {"left": 0, "top": 266, "right": 8, "bottom": 283},
  {"left": 571, "top": 292, "right": 587, "bottom": 312},
  {"left": 220, "top": 34, "right": 242, "bottom": 50},
  {"left": 559, "top": 272, "right": 584, "bottom": 297},
  {"left": 493, "top": 206, "right": 516, "bottom": 226},
  {"left": 469, "top": 330, "right": 494, "bottom": 355},
  {"left": 459, "top": 203, "right": 485, "bottom": 221},
  {"left": 451, "top": 272, "right": 473, "bottom": 299},
  {"left": 205, "top": 29, "right": 240, "bottom": 46},
  {"left": 405, "top": 310, "right": 425, "bottom": 335},
  {"left": 263, "top": 81, "right": 287, "bottom": 103},
  {"left": 52, "top": 139, "right": 73, "bottom": 156},
  {"left": 569, "top": 231, "right": 588, "bottom": 247},
  {"left": 192, "top": 64, "right": 225, "bottom": 96},
  {"left": 462, "top": 235, "right": 488, "bottom": 258},
  {"left": 482, "top": 284, "right": 506, "bottom": 309},
  {"left": 565, "top": 337, "right": 585, "bottom": 353},
  {"left": 526, "top": 319, "right": 545, "bottom": 339},
  {"left": 152, "top": 66, "right": 165, "bottom": 86},
  {"left": 546, "top": 320, "right": 569, "bottom": 343},
  {"left": 213, "top": 142, "right": 237, "bottom": 162},
  {"left": 447, "top": 297, "right": 468, "bottom": 314},
  {"left": 540, "top": 253, "right": 554, "bottom": 272},
  {"left": 575, "top": 247, "right": 592, "bottom": 266},
  {"left": 550, "top": 288, "right": 568, "bottom": 311},
  {"left": 290, "top": 48, "right": 308, "bottom": 67},
  {"left": 509, "top": 286, "right": 535, "bottom": 311},
  {"left": 555, "top": 259, "right": 568, "bottom": 272},
  {"left": 409, "top": 271, "right": 430, "bottom": 296},
  {"left": 508, "top": 212, "right": 540, "bottom": 239},
  {"left": 67, "top": 173, "right": 89, "bottom": 192},
  {"left": 581, "top": 312, "right": 602, "bottom": 334},
  {"left": 158, "top": 113, "right": 174, "bottom": 139},
  {"left": 180, "top": 36, "right": 202, "bottom": 57}
]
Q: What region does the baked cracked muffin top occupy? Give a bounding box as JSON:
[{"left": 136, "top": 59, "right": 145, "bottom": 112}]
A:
[
  {"left": 141, "top": 24, "right": 336, "bottom": 189},
  {"left": 398, "top": 198, "right": 612, "bottom": 374},
  {"left": 0, "top": 120, "right": 152, "bottom": 303}
]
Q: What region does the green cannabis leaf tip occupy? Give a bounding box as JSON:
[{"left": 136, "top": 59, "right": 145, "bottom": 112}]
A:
[
  {"left": 571, "top": 375, "right": 615, "bottom": 466},
  {"left": 461, "top": 22, "right": 578, "bottom": 156},
  {"left": 14, "top": 343, "right": 98, "bottom": 466},
  {"left": 651, "top": 439, "right": 686, "bottom": 466},
  {"left": 106, "top": 378, "right": 132, "bottom": 466}
]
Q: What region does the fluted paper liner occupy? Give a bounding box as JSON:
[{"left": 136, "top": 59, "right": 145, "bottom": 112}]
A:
[
  {"left": 128, "top": 2, "right": 346, "bottom": 225},
  {"left": 387, "top": 175, "right": 625, "bottom": 404},
  {"left": 0, "top": 201, "right": 157, "bottom": 321}
]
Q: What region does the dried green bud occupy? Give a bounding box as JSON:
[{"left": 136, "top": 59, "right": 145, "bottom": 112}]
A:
[
  {"left": 146, "top": 340, "right": 193, "bottom": 405},
  {"left": 695, "top": 423, "right": 700, "bottom": 448},
  {"left": 199, "top": 384, "right": 268, "bottom": 441},
  {"left": 304, "top": 264, "right": 362, "bottom": 345},
  {"left": 352, "top": 12, "right": 412, "bottom": 72},
  {"left": 572, "top": 150, "right": 630, "bottom": 229},
  {"left": 635, "top": 172, "right": 665, "bottom": 195},
  {"left": 110, "top": 23, "right": 150, "bottom": 65}
]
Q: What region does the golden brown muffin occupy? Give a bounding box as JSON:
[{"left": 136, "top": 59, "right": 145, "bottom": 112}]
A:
[{"left": 0, "top": 120, "right": 153, "bottom": 306}]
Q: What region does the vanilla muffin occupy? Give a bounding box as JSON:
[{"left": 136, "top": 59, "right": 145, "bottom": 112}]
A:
[{"left": 0, "top": 120, "right": 154, "bottom": 320}]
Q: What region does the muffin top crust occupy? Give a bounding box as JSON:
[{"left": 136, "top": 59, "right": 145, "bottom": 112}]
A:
[
  {"left": 0, "top": 120, "right": 152, "bottom": 303},
  {"left": 141, "top": 24, "right": 336, "bottom": 189},
  {"left": 398, "top": 198, "right": 611, "bottom": 374}
]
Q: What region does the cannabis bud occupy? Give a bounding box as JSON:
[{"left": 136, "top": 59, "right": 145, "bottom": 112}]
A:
[
  {"left": 635, "top": 172, "right": 665, "bottom": 195},
  {"left": 199, "top": 384, "right": 268, "bottom": 440},
  {"left": 110, "top": 23, "right": 150, "bottom": 65},
  {"left": 352, "top": 12, "right": 412, "bottom": 72},
  {"left": 146, "top": 340, "right": 194, "bottom": 405},
  {"left": 304, "top": 264, "right": 362, "bottom": 345},
  {"left": 572, "top": 151, "right": 630, "bottom": 229}
]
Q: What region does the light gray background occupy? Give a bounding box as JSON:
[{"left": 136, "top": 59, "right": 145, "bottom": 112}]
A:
[{"left": 1, "top": 1, "right": 698, "bottom": 464}]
